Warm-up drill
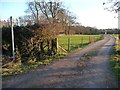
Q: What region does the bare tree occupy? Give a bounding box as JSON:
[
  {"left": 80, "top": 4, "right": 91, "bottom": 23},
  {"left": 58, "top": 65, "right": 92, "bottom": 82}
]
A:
[
  {"left": 25, "top": 0, "right": 77, "bottom": 33},
  {"left": 25, "top": 1, "right": 40, "bottom": 24},
  {"left": 103, "top": 0, "right": 120, "bottom": 13},
  {"left": 25, "top": 0, "right": 63, "bottom": 24},
  {"left": 25, "top": 0, "right": 66, "bottom": 55},
  {"left": 103, "top": 0, "right": 120, "bottom": 39}
]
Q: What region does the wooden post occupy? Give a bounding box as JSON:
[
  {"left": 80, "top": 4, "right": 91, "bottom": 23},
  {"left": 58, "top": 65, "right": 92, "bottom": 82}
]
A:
[
  {"left": 81, "top": 36, "right": 83, "bottom": 47},
  {"left": 10, "top": 16, "right": 15, "bottom": 60},
  {"left": 90, "top": 36, "right": 94, "bottom": 44},
  {"left": 56, "top": 38, "right": 58, "bottom": 50},
  {"left": 68, "top": 37, "right": 70, "bottom": 52},
  {"left": 89, "top": 36, "right": 90, "bottom": 43}
]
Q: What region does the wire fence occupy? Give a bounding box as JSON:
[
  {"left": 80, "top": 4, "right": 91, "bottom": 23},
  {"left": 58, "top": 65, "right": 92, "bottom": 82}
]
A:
[{"left": 58, "top": 35, "right": 103, "bottom": 52}]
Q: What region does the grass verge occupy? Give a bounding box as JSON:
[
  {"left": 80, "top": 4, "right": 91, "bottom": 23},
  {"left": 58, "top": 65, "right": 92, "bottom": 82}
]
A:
[
  {"left": 2, "top": 54, "right": 66, "bottom": 77},
  {"left": 111, "top": 35, "right": 120, "bottom": 80}
]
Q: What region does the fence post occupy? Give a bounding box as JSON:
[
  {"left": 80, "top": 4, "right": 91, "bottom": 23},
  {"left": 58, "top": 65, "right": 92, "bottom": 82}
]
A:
[
  {"left": 90, "top": 36, "right": 94, "bottom": 44},
  {"left": 68, "top": 36, "right": 70, "bottom": 52},
  {"left": 56, "top": 38, "right": 58, "bottom": 54},
  {"left": 89, "top": 36, "right": 90, "bottom": 43},
  {"left": 81, "top": 36, "right": 83, "bottom": 47}
]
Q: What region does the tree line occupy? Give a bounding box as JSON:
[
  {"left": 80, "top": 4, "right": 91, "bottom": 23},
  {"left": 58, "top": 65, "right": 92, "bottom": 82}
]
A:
[
  {"left": 2, "top": 0, "right": 120, "bottom": 64},
  {"left": 2, "top": 0, "right": 78, "bottom": 63}
]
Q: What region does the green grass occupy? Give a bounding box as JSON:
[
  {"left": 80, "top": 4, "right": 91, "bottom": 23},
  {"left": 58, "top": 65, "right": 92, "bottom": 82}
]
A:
[
  {"left": 112, "top": 34, "right": 119, "bottom": 38},
  {"left": 58, "top": 35, "right": 102, "bottom": 52},
  {"left": 2, "top": 54, "right": 66, "bottom": 77}
]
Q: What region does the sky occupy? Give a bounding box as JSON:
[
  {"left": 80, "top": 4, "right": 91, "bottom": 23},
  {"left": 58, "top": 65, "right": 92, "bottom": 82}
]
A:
[{"left": 0, "top": 0, "right": 118, "bottom": 29}]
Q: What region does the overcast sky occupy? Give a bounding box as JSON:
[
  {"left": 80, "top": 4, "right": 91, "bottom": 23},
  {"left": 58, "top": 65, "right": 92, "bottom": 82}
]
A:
[{"left": 0, "top": 0, "right": 118, "bottom": 29}]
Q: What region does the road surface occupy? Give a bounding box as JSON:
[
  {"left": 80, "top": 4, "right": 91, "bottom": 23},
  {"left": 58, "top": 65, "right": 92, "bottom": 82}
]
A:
[{"left": 2, "top": 35, "right": 118, "bottom": 88}]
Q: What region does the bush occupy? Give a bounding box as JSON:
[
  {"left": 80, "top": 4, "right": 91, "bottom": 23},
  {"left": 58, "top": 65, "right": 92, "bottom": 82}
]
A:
[{"left": 2, "top": 25, "right": 58, "bottom": 64}]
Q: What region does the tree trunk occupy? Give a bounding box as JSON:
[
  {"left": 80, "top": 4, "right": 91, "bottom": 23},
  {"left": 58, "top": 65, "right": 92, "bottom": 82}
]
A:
[
  {"left": 47, "top": 40, "right": 51, "bottom": 56},
  {"left": 40, "top": 41, "right": 44, "bottom": 54},
  {"left": 51, "top": 38, "right": 57, "bottom": 55}
]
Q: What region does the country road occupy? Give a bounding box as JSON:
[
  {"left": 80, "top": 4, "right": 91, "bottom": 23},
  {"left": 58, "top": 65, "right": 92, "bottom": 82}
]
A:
[{"left": 2, "top": 35, "right": 118, "bottom": 88}]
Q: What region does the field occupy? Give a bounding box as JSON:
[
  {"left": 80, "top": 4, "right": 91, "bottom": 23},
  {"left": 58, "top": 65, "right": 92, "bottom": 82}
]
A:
[{"left": 58, "top": 35, "right": 103, "bottom": 52}]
